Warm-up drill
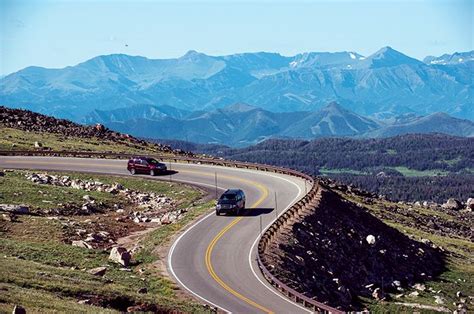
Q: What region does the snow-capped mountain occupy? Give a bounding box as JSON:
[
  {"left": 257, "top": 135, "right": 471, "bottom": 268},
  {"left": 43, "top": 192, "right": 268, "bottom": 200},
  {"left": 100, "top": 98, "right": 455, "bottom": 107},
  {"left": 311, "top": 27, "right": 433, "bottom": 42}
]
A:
[
  {"left": 423, "top": 51, "right": 474, "bottom": 65},
  {"left": 0, "top": 47, "right": 472, "bottom": 121}
]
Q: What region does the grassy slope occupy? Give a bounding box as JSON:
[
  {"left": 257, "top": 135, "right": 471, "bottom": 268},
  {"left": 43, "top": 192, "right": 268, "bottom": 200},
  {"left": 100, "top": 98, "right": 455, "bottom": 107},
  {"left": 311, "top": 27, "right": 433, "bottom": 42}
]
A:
[
  {"left": 0, "top": 170, "right": 212, "bottom": 313},
  {"left": 341, "top": 193, "right": 473, "bottom": 312},
  {"left": 0, "top": 127, "right": 170, "bottom": 154}
]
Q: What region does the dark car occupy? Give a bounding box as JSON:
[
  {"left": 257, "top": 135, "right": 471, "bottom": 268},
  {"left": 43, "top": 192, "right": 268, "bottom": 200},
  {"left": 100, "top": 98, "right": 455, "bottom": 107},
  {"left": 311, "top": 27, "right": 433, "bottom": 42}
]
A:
[
  {"left": 216, "top": 189, "right": 246, "bottom": 216},
  {"left": 127, "top": 157, "right": 167, "bottom": 176}
]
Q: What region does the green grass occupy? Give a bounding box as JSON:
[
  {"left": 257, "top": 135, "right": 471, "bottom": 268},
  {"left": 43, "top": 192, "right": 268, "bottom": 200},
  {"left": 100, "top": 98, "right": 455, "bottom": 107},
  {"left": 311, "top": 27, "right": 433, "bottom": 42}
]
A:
[
  {"left": 0, "top": 127, "right": 170, "bottom": 154},
  {"left": 0, "top": 170, "right": 212, "bottom": 313},
  {"left": 0, "top": 170, "right": 201, "bottom": 210},
  {"left": 0, "top": 171, "right": 118, "bottom": 209},
  {"left": 390, "top": 166, "right": 449, "bottom": 177},
  {"left": 340, "top": 192, "right": 473, "bottom": 312},
  {"left": 134, "top": 200, "right": 215, "bottom": 265}
]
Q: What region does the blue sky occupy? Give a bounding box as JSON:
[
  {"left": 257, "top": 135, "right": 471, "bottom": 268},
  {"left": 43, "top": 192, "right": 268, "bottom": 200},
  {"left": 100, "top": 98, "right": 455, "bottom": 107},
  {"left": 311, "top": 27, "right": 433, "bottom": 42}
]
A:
[{"left": 1, "top": 0, "right": 472, "bottom": 75}]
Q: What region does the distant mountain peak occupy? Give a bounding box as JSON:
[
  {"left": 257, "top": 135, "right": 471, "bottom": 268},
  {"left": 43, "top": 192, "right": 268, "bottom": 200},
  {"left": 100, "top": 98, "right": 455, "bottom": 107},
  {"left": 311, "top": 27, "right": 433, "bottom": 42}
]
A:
[
  {"left": 181, "top": 50, "right": 208, "bottom": 59},
  {"left": 363, "top": 46, "right": 422, "bottom": 68},
  {"left": 423, "top": 51, "right": 474, "bottom": 65}
]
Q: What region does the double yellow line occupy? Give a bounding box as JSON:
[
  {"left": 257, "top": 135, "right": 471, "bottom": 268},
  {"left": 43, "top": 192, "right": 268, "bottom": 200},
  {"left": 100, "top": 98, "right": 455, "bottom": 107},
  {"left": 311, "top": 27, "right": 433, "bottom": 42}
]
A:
[
  {"left": 204, "top": 177, "right": 273, "bottom": 314},
  {"left": 5, "top": 159, "right": 274, "bottom": 313}
]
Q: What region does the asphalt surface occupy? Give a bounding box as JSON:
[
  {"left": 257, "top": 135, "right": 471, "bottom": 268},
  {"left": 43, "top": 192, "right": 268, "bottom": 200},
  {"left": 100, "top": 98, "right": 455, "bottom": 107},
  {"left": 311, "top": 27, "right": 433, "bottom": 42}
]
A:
[{"left": 0, "top": 156, "right": 311, "bottom": 314}]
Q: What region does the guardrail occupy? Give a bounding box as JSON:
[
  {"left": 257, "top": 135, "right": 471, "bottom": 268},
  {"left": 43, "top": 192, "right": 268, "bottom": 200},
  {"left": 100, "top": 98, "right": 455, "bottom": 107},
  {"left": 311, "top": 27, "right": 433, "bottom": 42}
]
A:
[{"left": 0, "top": 149, "right": 342, "bottom": 313}]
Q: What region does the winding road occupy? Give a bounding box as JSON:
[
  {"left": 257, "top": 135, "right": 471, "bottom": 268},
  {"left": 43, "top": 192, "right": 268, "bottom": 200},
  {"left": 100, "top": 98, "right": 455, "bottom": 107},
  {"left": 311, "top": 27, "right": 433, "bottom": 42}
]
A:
[{"left": 0, "top": 156, "right": 311, "bottom": 313}]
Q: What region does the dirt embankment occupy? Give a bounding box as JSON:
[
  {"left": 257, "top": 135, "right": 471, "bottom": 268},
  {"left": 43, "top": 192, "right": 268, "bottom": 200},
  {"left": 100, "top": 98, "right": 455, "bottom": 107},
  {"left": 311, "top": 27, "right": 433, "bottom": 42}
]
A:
[{"left": 263, "top": 187, "right": 446, "bottom": 310}]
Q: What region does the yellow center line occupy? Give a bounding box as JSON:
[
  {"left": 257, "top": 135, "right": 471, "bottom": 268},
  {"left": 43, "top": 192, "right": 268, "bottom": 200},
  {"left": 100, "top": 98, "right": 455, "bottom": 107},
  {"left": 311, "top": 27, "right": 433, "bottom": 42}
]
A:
[
  {"left": 4, "top": 159, "right": 274, "bottom": 313},
  {"left": 204, "top": 176, "right": 273, "bottom": 314}
]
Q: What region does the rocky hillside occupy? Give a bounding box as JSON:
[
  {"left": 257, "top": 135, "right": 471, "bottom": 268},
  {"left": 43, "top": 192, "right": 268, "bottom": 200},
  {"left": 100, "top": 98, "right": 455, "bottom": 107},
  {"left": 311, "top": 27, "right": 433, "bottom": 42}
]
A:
[
  {"left": 0, "top": 106, "right": 188, "bottom": 155},
  {"left": 263, "top": 181, "right": 473, "bottom": 311}
]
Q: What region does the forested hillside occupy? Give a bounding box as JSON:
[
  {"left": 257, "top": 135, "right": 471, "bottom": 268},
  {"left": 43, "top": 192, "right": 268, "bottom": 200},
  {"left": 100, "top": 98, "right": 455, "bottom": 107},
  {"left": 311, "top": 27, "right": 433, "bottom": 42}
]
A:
[{"left": 160, "top": 134, "right": 474, "bottom": 202}]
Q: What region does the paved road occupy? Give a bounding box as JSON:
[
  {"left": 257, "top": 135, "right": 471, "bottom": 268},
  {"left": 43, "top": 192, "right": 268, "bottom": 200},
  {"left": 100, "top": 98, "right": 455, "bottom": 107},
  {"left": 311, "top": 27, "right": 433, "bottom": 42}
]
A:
[{"left": 0, "top": 156, "right": 312, "bottom": 314}]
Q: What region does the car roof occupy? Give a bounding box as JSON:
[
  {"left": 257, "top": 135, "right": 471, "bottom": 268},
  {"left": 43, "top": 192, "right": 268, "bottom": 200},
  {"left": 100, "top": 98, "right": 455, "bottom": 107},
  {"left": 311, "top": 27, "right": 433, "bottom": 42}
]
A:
[{"left": 225, "top": 189, "right": 243, "bottom": 194}]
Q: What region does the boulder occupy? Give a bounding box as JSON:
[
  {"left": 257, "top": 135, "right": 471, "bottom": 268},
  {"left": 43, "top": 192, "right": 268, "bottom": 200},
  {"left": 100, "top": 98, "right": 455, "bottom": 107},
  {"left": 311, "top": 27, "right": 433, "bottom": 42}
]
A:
[
  {"left": 82, "top": 195, "right": 94, "bottom": 202},
  {"left": 372, "top": 287, "right": 385, "bottom": 300},
  {"left": 109, "top": 246, "right": 131, "bottom": 266},
  {"left": 466, "top": 198, "right": 474, "bottom": 211},
  {"left": 34, "top": 141, "right": 42, "bottom": 148},
  {"left": 71, "top": 240, "right": 92, "bottom": 249},
  {"left": 0, "top": 204, "right": 29, "bottom": 214},
  {"left": 442, "top": 198, "right": 462, "bottom": 210},
  {"left": 434, "top": 295, "right": 445, "bottom": 305},
  {"left": 366, "top": 234, "right": 376, "bottom": 245},
  {"left": 88, "top": 266, "right": 107, "bottom": 276}
]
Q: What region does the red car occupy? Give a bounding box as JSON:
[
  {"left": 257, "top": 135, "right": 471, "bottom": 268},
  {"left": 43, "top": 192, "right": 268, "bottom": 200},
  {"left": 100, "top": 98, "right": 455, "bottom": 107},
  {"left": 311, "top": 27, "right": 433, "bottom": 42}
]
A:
[{"left": 127, "top": 157, "right": 167, "bottom": 176}]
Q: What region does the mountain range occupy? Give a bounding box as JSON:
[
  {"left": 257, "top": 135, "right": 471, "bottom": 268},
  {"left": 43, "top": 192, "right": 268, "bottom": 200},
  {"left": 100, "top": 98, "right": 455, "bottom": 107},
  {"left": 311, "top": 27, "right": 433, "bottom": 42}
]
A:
[
  {"left": 1, "top": 47, "right": 473, "bottom": 122},
  {"left": 84, "top": 102, "right": 474, "bottom": 147}
]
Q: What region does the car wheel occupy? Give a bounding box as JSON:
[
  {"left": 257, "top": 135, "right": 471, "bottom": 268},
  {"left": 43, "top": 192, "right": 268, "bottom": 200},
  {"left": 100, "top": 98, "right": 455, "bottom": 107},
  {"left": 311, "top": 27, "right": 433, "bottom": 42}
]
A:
[
  {"left": 150, "top": 169, "right": 155, "bottom": 176},
  {"left": 243, "top": 202, "right": 246, "bottom": 209},
  {"left": 130, "top": 168, "right": 136, "bottom": 175},
  {"left": 216, "top": 210, "right": 221, "bottom": 216}
]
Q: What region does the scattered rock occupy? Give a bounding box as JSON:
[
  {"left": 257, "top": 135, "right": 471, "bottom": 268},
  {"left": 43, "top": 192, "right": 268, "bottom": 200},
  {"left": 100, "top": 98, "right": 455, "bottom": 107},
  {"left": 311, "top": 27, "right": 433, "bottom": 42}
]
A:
[
  {"left": 409, "top": 291, "right": 420, "bottom": 297},
  {"left": 88, "top": 266, "right": 107, "bottom": 276},
  {"left": 366, "top": 234, "right": 376, "bottom": 245},
  {"left": 109, "top": 246, "right": 131, "bottom": 266},
  {"left": 82, "top": 195, "right": 94, "bottom": 202},
  {"left": 71, "top": 240, "right": 92, "bottom": 249},
  {"left": 77, "top": 299, "right": 91, "bottom": 305},
  {"left": 442, "top": 198, "right": 462, "bottom": 210},
  {"left": 34, "top": 141, "right": 42, "bottom": 148},
  {"left": 372, "top": 287, "right": 385, "bottom": 300},
  {"left": 0, "top": 204, "right": 29, "bottom": 214},
  {"left": 413, "top": 283, "right": 426, "bottom": 291},
  {"left": 137, "top": 287, "right": 148, "bottom": 294},
  {"left": 466, "top": 198, "right": 474, "bottom": 211},
  {"left": 434, "top": 295, "right": 445, "bottom": 305}
]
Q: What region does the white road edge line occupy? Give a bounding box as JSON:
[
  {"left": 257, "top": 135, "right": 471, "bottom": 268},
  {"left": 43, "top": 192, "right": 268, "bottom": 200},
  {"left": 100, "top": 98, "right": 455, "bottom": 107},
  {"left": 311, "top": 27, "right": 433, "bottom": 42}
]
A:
[
  {"left": 167, "top": 180, "right": 232, "bottom": 313},
  {"left": 248, "top": 173, "right": 313, "bottom": 314}
]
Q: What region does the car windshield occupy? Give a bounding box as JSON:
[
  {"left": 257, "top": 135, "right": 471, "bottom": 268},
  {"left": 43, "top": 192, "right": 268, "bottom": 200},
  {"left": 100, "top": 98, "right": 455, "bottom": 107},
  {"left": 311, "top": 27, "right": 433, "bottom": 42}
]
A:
[{"left": 220, "top": 193, "right": 237, "bottom": 200}]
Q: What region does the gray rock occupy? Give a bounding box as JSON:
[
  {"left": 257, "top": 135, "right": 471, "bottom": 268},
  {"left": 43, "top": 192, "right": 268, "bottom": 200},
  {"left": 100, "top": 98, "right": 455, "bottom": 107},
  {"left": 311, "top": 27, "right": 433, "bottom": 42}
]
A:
[
  {"left": 34, "top": 141, "right": 42, "bottom": 148},
  {"left": 88, "top": 266, "right": 107, "bottom": 276},
  {"left": 0, "top": 204, "right": 29, "bottom": 214},
  {"left": 109, "top": 246, "right": 131, "bottom": 266},
  {"left": 466, "top": 198, "right": 474, "bottom": 211},
  {"left": 442, "top": 198, "right": 462, "bottom": 210},
  {"left": 71, "top": 240, "right": 92, "bottom": 249},
  {"left": 372, "top": 287, "right": 385, "bottom": 300},
  {"left": 82, "top": 195, "right": 94, "bottom": 202},
  {"left": 434, "top": 295, "right": 445, "bottom": 304},
  {"left": 366, "top": 234, "right": 376, "bottom": 245}
]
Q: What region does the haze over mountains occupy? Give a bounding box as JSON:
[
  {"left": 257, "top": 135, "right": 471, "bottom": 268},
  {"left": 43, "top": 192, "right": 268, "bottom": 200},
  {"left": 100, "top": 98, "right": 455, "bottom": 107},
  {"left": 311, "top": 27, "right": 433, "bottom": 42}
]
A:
[
  {"left": 0, "top": 47, "right": 473, "bottom": 146},
  {"left": 84, "top": 102, "right": 474, "bottom": 147},
  {"left": 1, "top": 47, "right": 472, "bottom": 118}
]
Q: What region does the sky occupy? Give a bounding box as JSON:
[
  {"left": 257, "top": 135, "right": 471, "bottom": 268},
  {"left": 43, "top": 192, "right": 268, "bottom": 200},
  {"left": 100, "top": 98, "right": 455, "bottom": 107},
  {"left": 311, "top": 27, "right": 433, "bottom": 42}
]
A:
[{"left": 0, "top": 0, "right": 472, "bottom": 75}]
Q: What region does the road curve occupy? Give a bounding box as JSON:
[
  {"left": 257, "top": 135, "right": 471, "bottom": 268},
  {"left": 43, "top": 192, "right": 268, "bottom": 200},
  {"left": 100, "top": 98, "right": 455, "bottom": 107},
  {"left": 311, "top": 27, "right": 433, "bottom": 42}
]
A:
[{"left": 0, "top": 156, "right": 311, "bottom": 314}]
